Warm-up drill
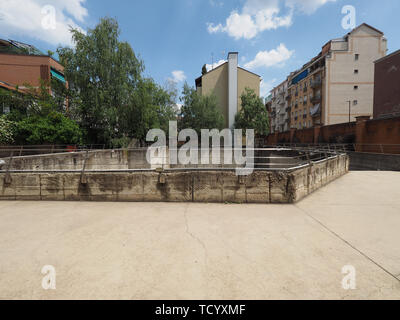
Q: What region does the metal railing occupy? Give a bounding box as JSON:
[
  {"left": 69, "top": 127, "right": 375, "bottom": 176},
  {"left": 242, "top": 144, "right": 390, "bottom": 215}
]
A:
[
  {"left": 0, "top": 147, "right": 342, "bottom": 174},
  {"left": 0, "top": 144, "right": 106, "bottom": 158},
  {"left": 271, "top": 143, "right": 400, "bottom": 155}
]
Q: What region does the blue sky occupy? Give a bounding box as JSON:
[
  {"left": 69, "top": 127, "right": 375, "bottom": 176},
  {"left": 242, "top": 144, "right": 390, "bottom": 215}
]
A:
[{"left": 1, "top": 0, "right": 400, "bottom": 98}]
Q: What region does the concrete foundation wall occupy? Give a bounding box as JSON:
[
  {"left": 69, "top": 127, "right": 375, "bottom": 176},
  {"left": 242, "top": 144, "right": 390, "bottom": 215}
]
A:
[
  {"left": 0, "top": 150, "right": 151, "bottom": 171},
  {"left": 0, "top": 155, "right": 349, "bottom": 203},
  {"left": 349, "top": 152, "right": 400, "bottom": 171},
  {"left": 290, "top": 154, "right": 349, "bottom": 202},
  {"left": 0, "top": 149, "right": 307, "bottom": 171}
]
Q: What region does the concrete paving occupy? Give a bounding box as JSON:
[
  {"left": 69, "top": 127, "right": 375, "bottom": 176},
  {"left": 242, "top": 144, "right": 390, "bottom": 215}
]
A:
[{"left": 0, "top": 171, "right": 399, "bottom": 300}]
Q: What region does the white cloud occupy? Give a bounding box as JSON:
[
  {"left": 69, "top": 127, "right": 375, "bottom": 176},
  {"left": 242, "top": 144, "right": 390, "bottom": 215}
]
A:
[
  {"left": 209, "top": 0, "right": 224, "bottom": 7},
  {"left": 244, "top": 43, "right": 294, "bottom": 70},
  {"left": 207, "top": 23, "right": 225, "bottom": 34},
  {"left": 206, "top": 59, "right": 226, "bottom": 72},
  {"left": 260, "top": 78, "right": 277, "bottom": 97},
  {"left": 0, "top": 0, "right": 88, "bottom": 46},
  {"left": 207, "top": 0, "right": 336, "bottom": 39},
  {"left": 286, "top": 0, "right": 336, "bottom": 14},
  {"left": 170, "top": 70, "right": 186, "bottom": 83}
]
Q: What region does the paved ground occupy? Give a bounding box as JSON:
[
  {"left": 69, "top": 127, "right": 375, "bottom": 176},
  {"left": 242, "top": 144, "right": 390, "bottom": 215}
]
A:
[{"left": 0, "top": 171, "right": 399, "bottom": 300}]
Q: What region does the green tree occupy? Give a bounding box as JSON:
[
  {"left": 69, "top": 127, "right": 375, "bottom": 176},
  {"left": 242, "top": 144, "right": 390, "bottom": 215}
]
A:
[
  {"left": 0, "top": 116, "right": 17, "bottom": 145},
  {"left": 57, "top": 17, "right": 144, "bottom": 146},
  {"left": 118, "top": 78, "right": 177, "bottom": 145},
  {"left": 15, "top": 112, "right": 83, "bottom": 145},
  {"left": 178, "top": 83, "right": 224, "bottom": 134},
  {"left": 234, "top": 88, "right": 269, "bottom": 136}
]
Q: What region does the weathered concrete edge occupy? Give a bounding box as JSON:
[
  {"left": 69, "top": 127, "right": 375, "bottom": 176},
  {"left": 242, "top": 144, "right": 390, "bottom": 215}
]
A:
[{"left": 0, "top": 155, "right": 349, "bottom": 204}]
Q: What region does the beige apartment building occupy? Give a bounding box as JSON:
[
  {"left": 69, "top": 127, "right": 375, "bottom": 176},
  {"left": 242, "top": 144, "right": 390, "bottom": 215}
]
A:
[
  {"left": 268, "top": 80, "right": 290, "bottom": 133},
  {"left": 270, "top": 23, "right": 387, "bottom": 132},
  {"left": 196, "top": 52, "right": 261, "bottom": 128}
]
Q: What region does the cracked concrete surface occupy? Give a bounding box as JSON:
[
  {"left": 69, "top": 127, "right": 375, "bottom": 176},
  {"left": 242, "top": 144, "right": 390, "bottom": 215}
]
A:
[{"left": 0, "top": 171, "right": 399, "bottom": 300}]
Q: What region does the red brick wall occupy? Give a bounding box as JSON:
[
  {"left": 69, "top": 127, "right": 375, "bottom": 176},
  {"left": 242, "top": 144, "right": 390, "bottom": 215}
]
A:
[
  {"left": 374, "top": 51, "right": 400, "bottom": 119},
  {"left": 0, "top": 53, "right": 64, "bottom": 87},
  {"left": 263, "top": 116, "right": 400, "bottom": 154}
]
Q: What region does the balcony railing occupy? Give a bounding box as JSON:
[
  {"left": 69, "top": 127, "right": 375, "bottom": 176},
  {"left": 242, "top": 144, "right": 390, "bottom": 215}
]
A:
[
  {"left": 310, "top": 95, "right": 321, "bottom": 104},
  {"left": 311, "top": 79, "right": 322, "bottom": 88}
]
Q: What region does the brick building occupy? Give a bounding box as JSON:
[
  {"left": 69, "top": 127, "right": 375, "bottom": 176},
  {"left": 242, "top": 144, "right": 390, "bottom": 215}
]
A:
[
  {"left": 0, "top": 39, "right": 65, "bottom": 91},
  {"left": 373, "top": 49, "right": 400, "bottom": 119}
]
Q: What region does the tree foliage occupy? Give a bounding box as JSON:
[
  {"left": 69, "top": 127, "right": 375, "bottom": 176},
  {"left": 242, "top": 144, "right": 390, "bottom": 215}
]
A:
[
  {"left": 57, "top": 17, "right": 177, "bottom": 147},
  {"left": 0, "top": 116, "right": 17, "bottom": 145},
  {"left": 234, "top": 88, "right": 269, "bottom": 136},
  {"left": 178, "top": 84, "right": 224, "bottom": 134},
  {"left": 15, "top": 112, "right": 82, "bottom": 145}
]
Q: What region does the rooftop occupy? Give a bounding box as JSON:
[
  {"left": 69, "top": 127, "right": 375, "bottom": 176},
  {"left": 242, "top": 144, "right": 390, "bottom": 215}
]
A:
[{"left": 0, "top": 39, "right": 45, "bottom": 56}]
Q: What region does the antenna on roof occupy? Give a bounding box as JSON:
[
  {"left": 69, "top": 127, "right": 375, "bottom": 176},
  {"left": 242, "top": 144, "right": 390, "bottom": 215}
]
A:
[{"left": 211, "top": 52, "right": 214, "bottom": 70}]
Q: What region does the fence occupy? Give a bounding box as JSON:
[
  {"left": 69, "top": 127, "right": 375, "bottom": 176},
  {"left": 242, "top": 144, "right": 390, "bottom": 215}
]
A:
[
  {"left": 0, "top": 147, "right": 343, "bottom": 174},
  {"left": 261, "top": 116, "right": 400, "bottom": 155}
]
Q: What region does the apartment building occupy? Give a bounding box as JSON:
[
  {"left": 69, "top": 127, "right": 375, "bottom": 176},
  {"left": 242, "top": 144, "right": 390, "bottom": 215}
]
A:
[
  {"left": 373, "top": 49, "right": 400, "bottom": 119},
  {"left": 0, "top": 39, "right": 66, "bottom": 91},
  {"left": 270, "top": 23, "right": 387, "bottom": 132},
  {"left": 195, "top": 52, "right": 261, "bottom": 129},
  {"left": 269, "top": 80, "right": 290, "bottom": 133}
]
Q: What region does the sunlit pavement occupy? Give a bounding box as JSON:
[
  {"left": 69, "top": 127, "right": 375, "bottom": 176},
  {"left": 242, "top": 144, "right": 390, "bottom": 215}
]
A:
[{"left": 0, "top": 171, "right": 399, "bottom": 300}]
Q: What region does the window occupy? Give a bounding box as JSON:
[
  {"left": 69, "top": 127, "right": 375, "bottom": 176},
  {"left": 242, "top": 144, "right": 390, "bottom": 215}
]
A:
[
  {"left": 355, "top": 54, "right": 359, "bottom": 61},
  {"left": 353, "top": 100, "right": 358, "bottom": 106},
  {"left": 354, "top": 69, "right": 359, "bottom": 74},
  {"left": 354, "top": 85, "right": 359, "bottom": 90}
]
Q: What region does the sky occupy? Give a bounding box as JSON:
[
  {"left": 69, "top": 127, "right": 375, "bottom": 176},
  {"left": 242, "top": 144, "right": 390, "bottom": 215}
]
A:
[{"left": 1, "top": 0, "right": 400, "bottom": 99}]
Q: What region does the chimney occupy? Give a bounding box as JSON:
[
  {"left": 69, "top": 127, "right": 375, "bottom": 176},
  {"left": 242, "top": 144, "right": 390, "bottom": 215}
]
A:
[{"left": 228, "top": 52, "right": 238, "bottom": 129}]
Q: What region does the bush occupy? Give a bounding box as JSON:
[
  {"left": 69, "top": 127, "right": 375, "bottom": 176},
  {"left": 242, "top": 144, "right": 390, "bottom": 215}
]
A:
[
  {"left": 15, "top": 112, "right": 83, "bottom": 145},
  {"left": 0, "top": 116, "right": 17, "bottom": 145}
]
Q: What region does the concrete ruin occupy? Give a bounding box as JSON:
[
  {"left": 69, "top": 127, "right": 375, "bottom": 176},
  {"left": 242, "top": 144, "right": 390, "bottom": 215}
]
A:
[{"left": 0, "top": 149, "right": 349, "bottom": 203}]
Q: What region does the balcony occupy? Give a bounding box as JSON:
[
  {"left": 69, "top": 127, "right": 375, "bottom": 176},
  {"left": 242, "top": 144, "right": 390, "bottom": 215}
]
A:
[
  {"left": 310, "top": 103, "right": 321, "bottom": 118},
  {"left": 311, "top": 79, "right": 322, "bottom": 88},
  {"left": 303, "top": 86, "right": 308, "bottom": 93},
  {"left": 310, "top": 95, "right": 321, "bottom": 104}
]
